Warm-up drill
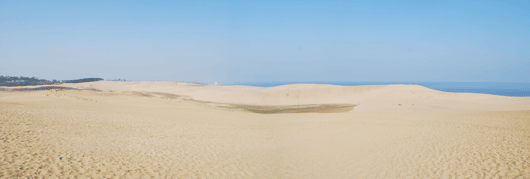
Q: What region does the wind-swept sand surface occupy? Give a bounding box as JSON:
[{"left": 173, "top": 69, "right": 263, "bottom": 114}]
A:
[{"left": 1, "top": 81, "right": 530, "bottom": 178}]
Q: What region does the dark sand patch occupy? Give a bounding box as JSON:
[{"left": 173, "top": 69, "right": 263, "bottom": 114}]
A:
[
  {"left": 126, "top": 91, "right": 356, "bottom": 114},
  {"left": 132, "top": 91, "right": 154, "bottom": 97},
  {"left": 218, "top": 104, "right": 356, "bottom": 114}
]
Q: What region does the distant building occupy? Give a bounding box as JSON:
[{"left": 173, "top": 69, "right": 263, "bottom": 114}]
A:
[{"left": 14, "top": 80, "right": 25, "bottom": 83}]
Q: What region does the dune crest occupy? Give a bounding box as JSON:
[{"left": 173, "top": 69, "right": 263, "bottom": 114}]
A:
[{"left": 58, "top": 81, "right": 530, "bottom": 112}]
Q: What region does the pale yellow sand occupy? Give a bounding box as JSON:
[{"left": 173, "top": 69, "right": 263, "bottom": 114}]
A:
[{"left": 1, "top": 81, "right": 530, "bottom": 178}]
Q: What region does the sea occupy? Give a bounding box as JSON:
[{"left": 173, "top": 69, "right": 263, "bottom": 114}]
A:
[{"left": 226, "top": 82, "right": 530, "bottom": 97}]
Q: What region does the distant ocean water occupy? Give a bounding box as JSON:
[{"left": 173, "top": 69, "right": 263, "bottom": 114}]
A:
[{"left": 227, "top": 82, "right": 530, "bottom": 97}]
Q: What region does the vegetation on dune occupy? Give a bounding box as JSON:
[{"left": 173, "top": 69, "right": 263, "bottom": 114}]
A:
[{"left": 63, "top": 78, "right": 104, "bottom": 83}]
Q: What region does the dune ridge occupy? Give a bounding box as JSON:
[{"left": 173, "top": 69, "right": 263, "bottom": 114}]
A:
[{"left": 58, "top": 81, "right": 530, "bottom": 112}]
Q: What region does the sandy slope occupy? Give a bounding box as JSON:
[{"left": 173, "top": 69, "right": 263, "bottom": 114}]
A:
[{"left": 1, "top": 81, "right": 530, "bottom": 178}]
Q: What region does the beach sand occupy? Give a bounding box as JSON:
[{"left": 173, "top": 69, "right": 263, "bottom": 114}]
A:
[{"left": 1, "top": 81, "right": 530, "bottom": 178}]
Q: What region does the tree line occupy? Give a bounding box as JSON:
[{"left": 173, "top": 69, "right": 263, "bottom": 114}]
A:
[{"left": 0, "top": 76, "right": 104, "bottom": 86}]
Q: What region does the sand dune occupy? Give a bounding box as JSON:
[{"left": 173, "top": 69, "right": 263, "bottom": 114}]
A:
[
  {"left": 1, "top": 81, "right": 530, "bottom": 178},
  {"left": 62, "top": 81, "right": 530, "bottom": 112}
]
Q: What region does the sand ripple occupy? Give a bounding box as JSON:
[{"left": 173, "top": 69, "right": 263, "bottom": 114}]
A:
[{"left": 1, "top": 88, "right": 530, "bottom": 178}]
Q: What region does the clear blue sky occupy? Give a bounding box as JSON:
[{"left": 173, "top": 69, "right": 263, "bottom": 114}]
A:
[{"left": 1, "top": 0, "right": 529, "bottom": 83}]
